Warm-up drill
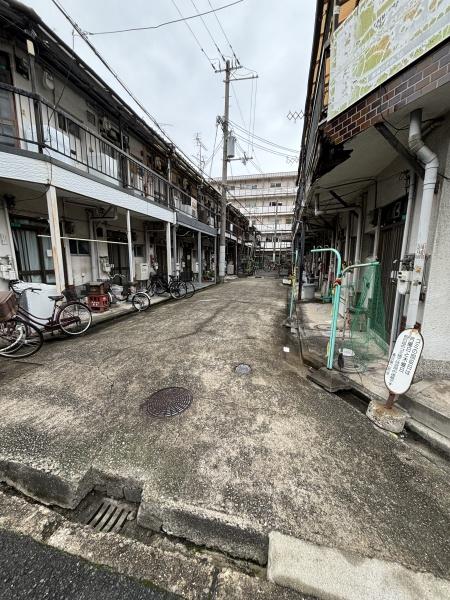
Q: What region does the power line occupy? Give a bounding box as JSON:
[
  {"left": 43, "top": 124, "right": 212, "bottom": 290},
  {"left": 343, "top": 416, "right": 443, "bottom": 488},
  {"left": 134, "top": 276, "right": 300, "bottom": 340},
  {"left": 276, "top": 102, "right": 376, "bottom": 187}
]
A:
[
  {"left": 189, "top": 0, "right": 226, "bottom": 62},
  {"left": 230, "top": 119, "right": 299, "bottom": 153},
  {"left": 50, "top": 0, "right": 221, "bottom": 190},
  {"left": 84, "top": 0, "right": 245, "bottom": 35},
  {"left": 171, "top": 0, "right": 217, "bottom": 71},
  {"left": 234, "top": 133, "right": 298, "bottom": 159},
  {"left": 207, "top": 0, "right": 240, "bottom": 65}
]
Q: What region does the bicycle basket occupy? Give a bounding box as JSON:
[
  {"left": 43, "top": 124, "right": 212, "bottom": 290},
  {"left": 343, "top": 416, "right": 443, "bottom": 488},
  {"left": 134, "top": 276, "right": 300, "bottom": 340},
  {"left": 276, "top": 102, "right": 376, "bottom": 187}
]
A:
[{"left": 0, "top": 291, "right": 17, "bottom": 321}]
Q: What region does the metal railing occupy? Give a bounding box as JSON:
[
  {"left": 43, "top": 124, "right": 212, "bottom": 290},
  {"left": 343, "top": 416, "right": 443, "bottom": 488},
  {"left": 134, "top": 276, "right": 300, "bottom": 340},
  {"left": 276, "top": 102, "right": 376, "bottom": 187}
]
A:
[
  {"left": 233, "top": 205, "right": 295, "bottom": 215},
  {"left": 229, "top": 186, "right": 297, "bottom": 198},
  {"left": 1, "top": 83, "right": 218, "bottom": 227}
]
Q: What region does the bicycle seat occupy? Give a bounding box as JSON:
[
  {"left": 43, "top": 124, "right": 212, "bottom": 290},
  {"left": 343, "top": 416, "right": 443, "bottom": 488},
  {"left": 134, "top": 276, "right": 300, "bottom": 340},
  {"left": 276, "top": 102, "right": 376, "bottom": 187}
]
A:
[{"left": 48, "top": 295, "right": 64, "bottom": 302}]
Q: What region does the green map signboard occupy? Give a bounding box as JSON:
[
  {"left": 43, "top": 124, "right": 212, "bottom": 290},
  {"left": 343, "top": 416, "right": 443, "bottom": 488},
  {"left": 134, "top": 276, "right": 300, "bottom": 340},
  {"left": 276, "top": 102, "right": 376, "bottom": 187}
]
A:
[{"left": 329, "top": 0, "right": 450, "bottom": 120}]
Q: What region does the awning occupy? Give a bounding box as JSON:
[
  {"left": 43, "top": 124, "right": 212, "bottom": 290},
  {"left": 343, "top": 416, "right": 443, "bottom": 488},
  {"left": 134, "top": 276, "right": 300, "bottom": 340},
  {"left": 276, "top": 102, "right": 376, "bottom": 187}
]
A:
[{"left": 176, "top": 211, "right": 217, "bottom": 236}]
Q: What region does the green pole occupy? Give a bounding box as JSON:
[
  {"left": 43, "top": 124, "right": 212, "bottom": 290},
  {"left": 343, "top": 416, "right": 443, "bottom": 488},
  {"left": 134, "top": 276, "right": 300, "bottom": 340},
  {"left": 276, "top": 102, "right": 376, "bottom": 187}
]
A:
[{"left": 311, "top": 247, "right": 342, "bottom": 369}]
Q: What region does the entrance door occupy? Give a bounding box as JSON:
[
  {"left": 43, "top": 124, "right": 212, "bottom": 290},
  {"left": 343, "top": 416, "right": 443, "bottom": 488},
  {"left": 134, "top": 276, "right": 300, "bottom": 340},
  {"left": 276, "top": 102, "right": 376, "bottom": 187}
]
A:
[
  {"left": 378, "top": 223, "right": 404, "bottom": 335},
  {"left": 108, "top": 243, "right": 130, "bottom": 280},
  {"left": 13, "top": 226, "right": 56, "bottom": 283}
]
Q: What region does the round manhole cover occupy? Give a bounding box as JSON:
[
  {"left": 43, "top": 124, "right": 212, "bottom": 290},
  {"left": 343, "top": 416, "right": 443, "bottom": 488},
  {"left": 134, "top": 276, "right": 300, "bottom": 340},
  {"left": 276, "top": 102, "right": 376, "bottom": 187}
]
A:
[
  {"left": 235, "top": 363, "right": 251, "bottom": 375},
  {"left": 142, "top": 387, "right": 193, "bottom": 418}
]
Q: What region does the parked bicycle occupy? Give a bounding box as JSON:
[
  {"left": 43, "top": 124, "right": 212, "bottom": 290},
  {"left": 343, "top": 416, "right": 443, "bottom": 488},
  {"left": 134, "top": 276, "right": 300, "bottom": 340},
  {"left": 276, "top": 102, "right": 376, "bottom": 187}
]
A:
[
  {"left": 145, "top": 274, "right": 194, "bottom": 299},
  {"left": 105, "top": 274, "right": 151, "bottom": 311},
  {"left": 0, "top": 289, "right": 44, "bottom": 359},
  {"left": 9, "top": 281, "right": 92, "bottom": 338}
]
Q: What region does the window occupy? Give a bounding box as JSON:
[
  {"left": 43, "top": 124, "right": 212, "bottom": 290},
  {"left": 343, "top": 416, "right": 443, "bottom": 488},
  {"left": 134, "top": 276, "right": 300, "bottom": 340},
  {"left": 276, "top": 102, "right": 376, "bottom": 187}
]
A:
[
  {"left": 134, "top": 244, "right": 144, "bottom": 257},
  {"left": 69, "top": 239, "right": 90, "bottom": 255},
  {"left": 270, "top": 182, "right": 281, "bottom": 188},
  {"left": 86, "top": 110, "right": 96, "bottom": 126},
  {"left": 58, "top": 113, "right": 81, "bottom": 138},
  {"left": 251, "top": 184, "right": 258, "bottom": 189}
]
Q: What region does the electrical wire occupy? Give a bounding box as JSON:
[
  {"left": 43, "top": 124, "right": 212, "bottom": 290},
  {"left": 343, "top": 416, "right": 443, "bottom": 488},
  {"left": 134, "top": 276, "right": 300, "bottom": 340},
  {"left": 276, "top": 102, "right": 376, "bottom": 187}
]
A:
[
  {"left": 171, "top": 0, "right": 217, "bottom": 71},
  {"left": 189, "top": 0, "right": 226, "bottom": 62},
  {"left": 84, "top": 0, "right": 244, "bottom": 35},
  {"left": 207, "top": 0, "right": 240, "bottom": 65},
  {"left": 233, "top": 133, "right": 298, "bottom": 159},
  {"left": 50, "top": 0, "right": 223, "bottom": 191},
  {"left": 230, "top": 120, "right": 299, "bottom": 153}
]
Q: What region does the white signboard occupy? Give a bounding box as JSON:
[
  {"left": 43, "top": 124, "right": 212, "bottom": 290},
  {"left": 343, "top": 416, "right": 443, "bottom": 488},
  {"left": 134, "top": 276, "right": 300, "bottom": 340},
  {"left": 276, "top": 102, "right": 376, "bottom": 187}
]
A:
[
  {"left": 385, "top": 329, "right": 424, "bottom": 395},
  {"left": 329, "top": 0, "right": 450, "bottom": 120}
]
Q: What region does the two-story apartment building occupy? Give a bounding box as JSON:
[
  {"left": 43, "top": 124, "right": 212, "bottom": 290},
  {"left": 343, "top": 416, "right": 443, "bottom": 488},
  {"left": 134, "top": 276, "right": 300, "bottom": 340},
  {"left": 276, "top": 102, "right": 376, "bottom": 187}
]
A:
[
  {"left": 0, "top": 0, "right": 221, "bottom": 294},
  {"left": 227, "top": 172, "right": 296, "bottom": 267},
  {"left": 295, "top": 0, "right": 450, "bottom": 379}
]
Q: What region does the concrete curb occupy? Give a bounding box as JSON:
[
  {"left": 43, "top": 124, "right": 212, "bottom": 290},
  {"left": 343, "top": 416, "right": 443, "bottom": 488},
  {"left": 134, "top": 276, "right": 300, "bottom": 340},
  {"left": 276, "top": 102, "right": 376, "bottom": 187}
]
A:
[
  {"left": 267, "top": 531, "right": 450, "bottom": 600},
  {"left": 0, "top": 489, "right": 308, "bottom": 599},
  {"left": 138, "top": 491, "right": 268, "bottom": 565}
]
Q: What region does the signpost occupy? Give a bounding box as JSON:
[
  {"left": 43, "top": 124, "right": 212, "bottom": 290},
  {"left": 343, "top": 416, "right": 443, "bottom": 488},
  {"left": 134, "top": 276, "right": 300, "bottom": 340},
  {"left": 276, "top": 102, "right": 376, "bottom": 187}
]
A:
[
  {"left": 384, "top": 328, "right": 424, "bottom": 407},
  {"left": 367, "top": 328, "right": 424, "bottom": 432}
]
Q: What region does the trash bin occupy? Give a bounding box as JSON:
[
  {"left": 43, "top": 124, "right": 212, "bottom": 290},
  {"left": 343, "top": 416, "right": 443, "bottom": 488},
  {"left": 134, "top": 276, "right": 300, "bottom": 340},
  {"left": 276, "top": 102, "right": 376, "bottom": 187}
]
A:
[{"left": 301, "top": 283, "right": 316, "bottom": 301}]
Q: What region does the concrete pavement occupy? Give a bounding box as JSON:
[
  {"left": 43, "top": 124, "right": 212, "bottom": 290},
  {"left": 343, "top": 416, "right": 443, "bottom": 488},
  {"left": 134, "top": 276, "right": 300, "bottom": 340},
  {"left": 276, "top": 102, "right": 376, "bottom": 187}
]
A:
[{"left": 0, "top": 277, "right": 450, "bottom": 579}]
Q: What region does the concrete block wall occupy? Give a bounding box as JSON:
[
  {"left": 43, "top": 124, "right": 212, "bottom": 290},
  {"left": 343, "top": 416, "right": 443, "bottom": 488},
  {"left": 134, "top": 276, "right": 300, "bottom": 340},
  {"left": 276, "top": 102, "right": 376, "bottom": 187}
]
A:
[{"left": 324, "top": 42, "right": 450, "bottom": 145}]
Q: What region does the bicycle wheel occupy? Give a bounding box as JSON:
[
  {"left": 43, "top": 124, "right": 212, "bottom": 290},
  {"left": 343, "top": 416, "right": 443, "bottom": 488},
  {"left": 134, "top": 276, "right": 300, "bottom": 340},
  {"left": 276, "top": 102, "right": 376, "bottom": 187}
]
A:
[
  {"left": 154, "top": 280, "right": 167, "bottom": 296},
  {"left": 0, "top": 318, "right": 25, "bottom": 356},
  {"left": 184, "top": 281, "right": 196, "bottom": 298},
  {"left": 132, "top": 292, "right": 151, "bottom": 311},
  {"left": 170, "top": 281, "right": 187, "bottom": 299},
  {"left": 145, "top": 281, "right": 155, "bottom": 297},
  {"left": 58, "top": 302, "right": 92, "bottom": 335},
  {"left": 2, "top": 318, "right": 44, "bottom": 358}
]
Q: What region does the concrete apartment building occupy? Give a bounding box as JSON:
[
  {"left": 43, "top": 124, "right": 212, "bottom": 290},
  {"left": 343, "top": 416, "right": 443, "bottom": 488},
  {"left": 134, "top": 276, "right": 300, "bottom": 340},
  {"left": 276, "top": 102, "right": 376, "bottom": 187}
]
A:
[
  {"left": 294, "top": 0, "right": 450, "bottom": 443},
  {"left": 227, "top": 172, "right": 296, "bottom": 266},
  {"left": 0, "top": 1, "right": 257, "bottom": 293}
]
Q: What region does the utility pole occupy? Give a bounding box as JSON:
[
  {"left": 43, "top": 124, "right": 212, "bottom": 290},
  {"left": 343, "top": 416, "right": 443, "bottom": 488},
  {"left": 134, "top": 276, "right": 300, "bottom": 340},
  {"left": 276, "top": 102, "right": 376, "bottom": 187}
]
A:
[
  {"left": 216, "top": 61, "right": 258, "bottom": 283},
  {"left": 219, "top": 60, "right": 231, "bottom": 283}
]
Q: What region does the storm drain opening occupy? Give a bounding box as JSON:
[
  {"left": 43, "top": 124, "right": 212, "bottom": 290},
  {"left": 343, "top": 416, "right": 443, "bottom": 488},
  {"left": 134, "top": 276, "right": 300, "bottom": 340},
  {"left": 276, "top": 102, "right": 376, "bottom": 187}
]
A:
[
  {"left": 141, "top": 387, "right": 193, "bottom": 418},
  {"left": 85, "top": 498, "right": 135, "bottom": 533},
  {"left": 235, "top": 363, "right": 252, "bottom": 375}
]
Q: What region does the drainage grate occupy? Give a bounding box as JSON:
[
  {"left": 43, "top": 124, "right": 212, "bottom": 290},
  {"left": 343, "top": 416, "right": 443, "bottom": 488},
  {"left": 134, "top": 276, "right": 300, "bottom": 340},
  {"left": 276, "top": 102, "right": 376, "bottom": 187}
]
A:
[
  {"left": 235, "top": 363, "right": 251, "bottom": 375},
  {"left": 85, "top": 498, "right": 134, "bottom": 533},
  {"left": 142, "top": 387, "right": 193, "bottom": 417}
]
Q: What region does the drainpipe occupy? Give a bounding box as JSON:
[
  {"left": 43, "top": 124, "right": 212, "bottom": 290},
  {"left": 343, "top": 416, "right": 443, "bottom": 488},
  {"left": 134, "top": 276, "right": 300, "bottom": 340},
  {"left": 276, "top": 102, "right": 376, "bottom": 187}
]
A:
[
  {"left": 406, "top": 109, "right": 439, "bottom": 328},
  {"left": 389, "top": 171, "right": 416, "bottom": 350},
  {"left": 126, "top": 210, "right": 135, "bottom": 282}
]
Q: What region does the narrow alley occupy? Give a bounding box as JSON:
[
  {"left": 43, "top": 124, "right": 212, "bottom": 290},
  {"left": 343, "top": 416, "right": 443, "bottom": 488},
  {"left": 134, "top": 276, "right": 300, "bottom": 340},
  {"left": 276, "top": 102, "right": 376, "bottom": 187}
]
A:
[{"left": 1, "top": 277, "right": 449, "bottom": 590}]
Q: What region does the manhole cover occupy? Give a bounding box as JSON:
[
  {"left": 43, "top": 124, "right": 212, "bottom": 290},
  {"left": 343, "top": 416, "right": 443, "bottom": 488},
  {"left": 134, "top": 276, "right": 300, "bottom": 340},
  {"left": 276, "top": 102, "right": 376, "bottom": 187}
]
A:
[
  {"left": 142, "top": 387, "right": 193, "bottom": 417},
  {"left": 235, "top": 363, "right": 251, "bottom": 375}
]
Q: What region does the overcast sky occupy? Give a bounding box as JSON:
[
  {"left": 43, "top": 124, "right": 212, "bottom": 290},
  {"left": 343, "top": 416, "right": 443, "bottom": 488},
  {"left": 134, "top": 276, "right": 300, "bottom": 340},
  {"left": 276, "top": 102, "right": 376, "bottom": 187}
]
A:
[{"left": 30, "top": 0, "right": 315, "bottom": 178}]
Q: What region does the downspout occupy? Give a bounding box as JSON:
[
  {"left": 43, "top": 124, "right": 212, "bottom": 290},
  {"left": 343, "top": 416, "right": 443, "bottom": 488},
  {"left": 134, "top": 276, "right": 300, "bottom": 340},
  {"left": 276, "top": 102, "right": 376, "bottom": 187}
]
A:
[
  {"left": 406, "top": 109, "right": 439, "bottom": 328},
  {"left": 389, "top": 171, "right": 416, "bottom": 350}
]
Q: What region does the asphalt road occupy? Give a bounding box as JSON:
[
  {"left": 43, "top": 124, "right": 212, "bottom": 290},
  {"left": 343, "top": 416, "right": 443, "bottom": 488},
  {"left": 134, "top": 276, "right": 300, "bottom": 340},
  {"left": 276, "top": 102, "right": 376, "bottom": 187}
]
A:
[{"left": 0, "top": 529, "right": 178, "bottom": 600}]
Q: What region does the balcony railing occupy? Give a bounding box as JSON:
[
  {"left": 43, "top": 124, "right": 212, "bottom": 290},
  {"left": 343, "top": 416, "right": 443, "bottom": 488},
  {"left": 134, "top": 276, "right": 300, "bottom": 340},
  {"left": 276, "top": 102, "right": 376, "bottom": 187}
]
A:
[
  {"left": 229, "top": 187, "right": 297, "bottom": 198},
  {"left": 0, "top": 83, "right": 218, "bottom": 228},
  {"left": 257, "top": 224, "right": 292, "bottom": 233},
  {"left": 233, "top": 205, "right": 295, "bottom": 215}
]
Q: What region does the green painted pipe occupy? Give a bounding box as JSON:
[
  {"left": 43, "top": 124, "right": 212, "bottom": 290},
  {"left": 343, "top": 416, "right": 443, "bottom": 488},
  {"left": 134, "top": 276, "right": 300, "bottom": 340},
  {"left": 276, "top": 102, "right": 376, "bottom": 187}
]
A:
[{"left": 311, "top": 248, "right": 342, "bottom": 369}]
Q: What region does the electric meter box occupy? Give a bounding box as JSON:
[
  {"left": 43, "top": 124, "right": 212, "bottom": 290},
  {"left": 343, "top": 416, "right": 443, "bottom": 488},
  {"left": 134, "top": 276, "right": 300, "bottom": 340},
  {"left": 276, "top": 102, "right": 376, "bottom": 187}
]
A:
[{"left": 136, "top": 262, "right": 149, "bottom": 281}]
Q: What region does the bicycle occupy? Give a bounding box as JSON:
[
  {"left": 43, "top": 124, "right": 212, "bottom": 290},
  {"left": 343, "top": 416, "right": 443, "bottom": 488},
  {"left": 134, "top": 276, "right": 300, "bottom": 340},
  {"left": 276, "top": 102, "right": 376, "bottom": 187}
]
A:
[
  {"left": 145, "top": 274, "right": 187, "bottom": 300},
  {"left": 9, "top": 281, "right": 92, "bottom": 336},
  {"left": 105, "top": 274, "right": 151, "bottom": 311},
  {"left": 0, "top": 290, "right": 44, "bottom": 358}
]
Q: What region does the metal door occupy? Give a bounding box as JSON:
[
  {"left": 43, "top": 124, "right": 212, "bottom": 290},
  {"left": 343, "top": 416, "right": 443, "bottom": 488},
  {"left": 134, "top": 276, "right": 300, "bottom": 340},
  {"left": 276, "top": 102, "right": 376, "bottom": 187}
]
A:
[{"left": 378, "top": 223, "right": 404, "bottom": 334}]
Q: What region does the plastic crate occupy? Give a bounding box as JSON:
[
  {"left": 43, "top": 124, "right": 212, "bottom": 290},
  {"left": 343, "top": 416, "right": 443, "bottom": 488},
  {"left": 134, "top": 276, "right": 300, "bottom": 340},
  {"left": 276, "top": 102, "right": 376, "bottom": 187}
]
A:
[{"left": 87, "top": 294, "right": 109, "bottom": 312}]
